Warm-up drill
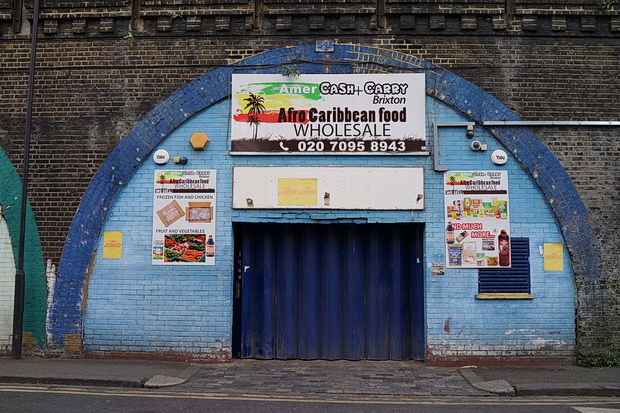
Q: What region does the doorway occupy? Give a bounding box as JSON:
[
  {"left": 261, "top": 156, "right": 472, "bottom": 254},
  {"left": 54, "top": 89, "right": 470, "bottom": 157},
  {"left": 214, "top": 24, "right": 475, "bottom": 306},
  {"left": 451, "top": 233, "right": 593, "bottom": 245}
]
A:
[{"left": 233, "top": 223, "right": 425, "bottom": 360}]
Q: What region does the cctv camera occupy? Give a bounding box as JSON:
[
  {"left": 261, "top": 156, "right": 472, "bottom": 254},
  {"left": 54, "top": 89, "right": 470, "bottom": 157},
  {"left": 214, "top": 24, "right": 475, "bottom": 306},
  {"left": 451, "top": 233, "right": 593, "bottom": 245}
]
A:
[{"left": 470, "top": 140, "right": 482, "bottom": 151}]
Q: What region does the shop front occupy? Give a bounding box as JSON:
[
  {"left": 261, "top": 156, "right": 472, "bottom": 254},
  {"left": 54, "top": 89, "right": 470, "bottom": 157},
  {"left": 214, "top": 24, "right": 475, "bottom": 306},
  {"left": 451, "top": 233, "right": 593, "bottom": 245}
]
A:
[{"left": 49, "top": 45, "right": 578, "bottom": 364}]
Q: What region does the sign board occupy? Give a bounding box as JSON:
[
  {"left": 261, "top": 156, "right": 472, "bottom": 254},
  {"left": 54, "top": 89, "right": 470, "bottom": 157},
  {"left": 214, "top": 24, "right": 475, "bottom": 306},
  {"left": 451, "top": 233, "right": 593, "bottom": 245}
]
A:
[
  {"left": 230, "top": 73, "right": 427, "bottom": 155},
  {"left": 152, "top": 170, "right": 216, "bottom": 265},
  {"left": 233, "top": 167, "right": 424, "bottom": 210},
  {"left": 443, "top": 171, "right": 511, "bottom": 268},
  {"left": 544, "top": 243, "right": 564, "bottom": 271},
  {"left": 103, "top": 231, "right": 122, "bottom": 258}
]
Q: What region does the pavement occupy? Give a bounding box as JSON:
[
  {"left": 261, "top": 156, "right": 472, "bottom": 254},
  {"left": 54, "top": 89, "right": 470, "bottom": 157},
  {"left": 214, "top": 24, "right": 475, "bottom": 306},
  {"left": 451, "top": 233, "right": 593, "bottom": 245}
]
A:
[{"left": 0, "top": 357, "right": 618, "bottom": 398}]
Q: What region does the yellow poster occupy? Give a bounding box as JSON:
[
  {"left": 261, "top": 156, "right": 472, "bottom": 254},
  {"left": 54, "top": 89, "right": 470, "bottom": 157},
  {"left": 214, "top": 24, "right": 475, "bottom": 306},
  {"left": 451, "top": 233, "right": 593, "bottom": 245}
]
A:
[
  {"left": 297, "top": 178, "right": 317, "bottom": 206},
  {"left": 278, "top": 178, "right": 298, "bottom": 206},
  {"left": 544, "top": 243, "right": 564, "bottom": 271},
  {"left": 103, "top": 231, "right": 123, "bottom": 259}
]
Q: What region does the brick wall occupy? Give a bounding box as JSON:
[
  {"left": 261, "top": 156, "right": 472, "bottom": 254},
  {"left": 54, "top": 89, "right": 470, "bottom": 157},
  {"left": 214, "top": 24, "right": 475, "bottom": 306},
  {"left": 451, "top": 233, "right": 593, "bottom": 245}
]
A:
[
  {"left": 83, "top": 94, "right": 575, "bottom": 361},
  {"left": 1, "top": 1, "right": 618, "bottom": 359}
]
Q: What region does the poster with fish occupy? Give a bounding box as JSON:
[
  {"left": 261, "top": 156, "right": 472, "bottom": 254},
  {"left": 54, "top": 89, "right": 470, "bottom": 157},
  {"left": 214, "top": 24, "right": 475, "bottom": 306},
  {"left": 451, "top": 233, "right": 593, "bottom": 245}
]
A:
[
  {"left": 230, "top": 73, "right": 427, "bottom": 154},
  {"left": 152, "top": 170, "right": 216, "bottom": 265}
]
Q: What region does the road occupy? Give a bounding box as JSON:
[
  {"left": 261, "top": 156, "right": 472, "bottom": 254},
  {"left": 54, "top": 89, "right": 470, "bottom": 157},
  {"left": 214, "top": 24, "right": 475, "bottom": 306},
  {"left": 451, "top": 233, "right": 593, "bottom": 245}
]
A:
[{"left": 1, "top": 384, "right": 620, "bottom": 413}]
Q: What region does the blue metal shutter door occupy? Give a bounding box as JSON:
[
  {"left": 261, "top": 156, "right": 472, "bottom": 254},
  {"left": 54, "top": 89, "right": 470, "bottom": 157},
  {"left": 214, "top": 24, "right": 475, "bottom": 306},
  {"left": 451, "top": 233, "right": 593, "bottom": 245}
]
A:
[{"left": 237, "top": 223, "right": 424, "bottom": 360}]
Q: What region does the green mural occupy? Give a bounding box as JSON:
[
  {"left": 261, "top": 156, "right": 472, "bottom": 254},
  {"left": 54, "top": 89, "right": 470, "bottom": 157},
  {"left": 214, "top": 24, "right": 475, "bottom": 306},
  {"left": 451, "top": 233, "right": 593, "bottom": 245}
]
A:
[{"left": 0, "top": 148, "right": 47, "bottom": 347}]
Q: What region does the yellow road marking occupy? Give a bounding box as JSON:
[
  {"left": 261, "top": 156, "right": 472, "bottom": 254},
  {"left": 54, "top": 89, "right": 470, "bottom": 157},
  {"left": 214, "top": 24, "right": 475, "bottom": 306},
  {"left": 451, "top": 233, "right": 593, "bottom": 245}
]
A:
[{"left": 0, "top": 385, "right": 618, "bottom": 406}]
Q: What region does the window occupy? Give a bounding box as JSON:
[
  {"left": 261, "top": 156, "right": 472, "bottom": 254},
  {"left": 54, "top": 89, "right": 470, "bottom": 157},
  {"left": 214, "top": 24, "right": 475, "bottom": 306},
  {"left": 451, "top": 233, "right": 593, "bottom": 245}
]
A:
[{"left": 477, "top": 237, "right": 533, "bottom": 299}]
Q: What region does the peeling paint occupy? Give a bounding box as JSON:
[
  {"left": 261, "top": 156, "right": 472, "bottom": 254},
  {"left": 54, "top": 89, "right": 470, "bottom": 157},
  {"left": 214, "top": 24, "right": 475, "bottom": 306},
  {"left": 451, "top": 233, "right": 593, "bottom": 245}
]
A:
[
  {"left": 504, "top": 329, "right": 536, "bottom": 335},
  {"left": 45, "top": 259, "right": 57, "bottom": 345}
]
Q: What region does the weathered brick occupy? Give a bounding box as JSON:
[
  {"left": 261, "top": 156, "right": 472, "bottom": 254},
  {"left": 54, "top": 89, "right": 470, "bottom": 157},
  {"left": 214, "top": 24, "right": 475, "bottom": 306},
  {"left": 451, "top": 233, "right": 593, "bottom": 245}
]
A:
[{"left": 0, "top": 1, "right": 618, "bottom": 362}]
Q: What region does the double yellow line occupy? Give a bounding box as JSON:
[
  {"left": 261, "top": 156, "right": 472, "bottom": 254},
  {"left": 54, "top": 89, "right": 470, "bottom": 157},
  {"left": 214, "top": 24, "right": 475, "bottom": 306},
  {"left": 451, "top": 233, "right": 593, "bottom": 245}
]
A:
[{"left": 0, "top": 384, "right": 619, "bottom": 407}]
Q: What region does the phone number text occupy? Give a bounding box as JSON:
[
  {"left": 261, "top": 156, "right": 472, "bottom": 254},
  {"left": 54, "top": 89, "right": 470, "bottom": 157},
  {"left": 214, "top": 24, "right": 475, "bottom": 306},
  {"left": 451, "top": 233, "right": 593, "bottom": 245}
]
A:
[{"left": 296, "top": 140, "right": 407, "bottom": 152}]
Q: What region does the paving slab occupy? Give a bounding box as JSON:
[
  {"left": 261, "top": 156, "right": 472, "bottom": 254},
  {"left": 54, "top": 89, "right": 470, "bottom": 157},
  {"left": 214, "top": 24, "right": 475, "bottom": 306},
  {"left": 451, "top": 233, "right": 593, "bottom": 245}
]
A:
[
  {"left": 0, "top": 358, "right": 193, "bottom": 388},
  {"left": 179, "top": 359, "right": 493, "bottom": 397},
  {"left": 468, "top": 366, "right": 620, "bottom": 397}
]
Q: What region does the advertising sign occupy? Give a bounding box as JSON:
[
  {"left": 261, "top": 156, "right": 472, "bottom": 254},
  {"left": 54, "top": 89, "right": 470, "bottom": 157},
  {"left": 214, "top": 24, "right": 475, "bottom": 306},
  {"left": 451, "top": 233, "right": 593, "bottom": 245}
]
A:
[
  {"left": 233, "top": 167, "right": 424, "bottom": 210},
  {"left": 544, "top": 243, "right": 564, "bottom": 271},
  {"left": 230, "top": 73, "right": 426, "bottom": 154},
  {"left": 443, "top": 171, "right": 511, "bottom": 268},
  {"left": 103, "top": 231, "right": 122, "bottom": 259},
  {"left": 152, "top": 170, "right": 216, "bottom": 265}
]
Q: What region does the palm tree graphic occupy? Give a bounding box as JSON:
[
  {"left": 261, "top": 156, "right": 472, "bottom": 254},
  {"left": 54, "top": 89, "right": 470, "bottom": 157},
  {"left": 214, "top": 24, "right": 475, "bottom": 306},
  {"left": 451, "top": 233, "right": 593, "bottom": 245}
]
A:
[
  {"left": 158, "top": 173, "right": 167, "bottom": 192},
  {"left": 243, "top": 93, "right": 265, "bottom": 140}
]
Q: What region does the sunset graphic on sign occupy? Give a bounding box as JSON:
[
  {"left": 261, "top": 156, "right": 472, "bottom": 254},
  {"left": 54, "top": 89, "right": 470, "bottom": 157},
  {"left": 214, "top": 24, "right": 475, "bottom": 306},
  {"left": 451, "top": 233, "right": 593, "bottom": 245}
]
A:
[{"left": 233, "top": 82, "right": 323, "bottom": 131}]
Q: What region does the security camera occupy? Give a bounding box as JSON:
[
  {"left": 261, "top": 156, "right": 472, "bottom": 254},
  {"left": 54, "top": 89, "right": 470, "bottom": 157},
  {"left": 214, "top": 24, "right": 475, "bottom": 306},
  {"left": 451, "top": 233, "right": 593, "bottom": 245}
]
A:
[{"left": 470, "top": 140, "right": 482, "bottom": 151}]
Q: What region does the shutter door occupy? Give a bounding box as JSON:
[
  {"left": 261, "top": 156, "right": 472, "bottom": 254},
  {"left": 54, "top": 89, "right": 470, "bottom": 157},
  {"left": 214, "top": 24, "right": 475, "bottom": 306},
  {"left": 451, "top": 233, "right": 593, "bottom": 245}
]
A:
[{"left": 234, "top": 223, "right": 424, "bottom": 361}]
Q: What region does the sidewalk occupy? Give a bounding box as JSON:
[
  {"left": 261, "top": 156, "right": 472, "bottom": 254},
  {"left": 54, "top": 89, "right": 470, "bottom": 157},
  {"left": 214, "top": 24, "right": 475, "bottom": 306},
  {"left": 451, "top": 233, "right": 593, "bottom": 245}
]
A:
[
  {"left": 0, "top": 357, "right": 618, "bottom": 397},
  {"left": 465, "top": 365, "right": 620, "bottom": 397}
]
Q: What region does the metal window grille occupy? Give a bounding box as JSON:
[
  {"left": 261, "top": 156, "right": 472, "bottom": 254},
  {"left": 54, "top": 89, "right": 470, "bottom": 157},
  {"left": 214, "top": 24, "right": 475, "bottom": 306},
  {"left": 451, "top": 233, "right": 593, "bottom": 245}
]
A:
[{"left": 478, "top": 238, "right": 530, "bottom": 294}]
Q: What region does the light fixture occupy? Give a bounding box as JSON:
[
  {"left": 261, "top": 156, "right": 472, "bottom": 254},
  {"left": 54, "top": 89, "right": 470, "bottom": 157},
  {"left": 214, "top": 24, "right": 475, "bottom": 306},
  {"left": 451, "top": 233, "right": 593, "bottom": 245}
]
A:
[{"left": 466, "top": 124, "right": 474, "bottom": 138}]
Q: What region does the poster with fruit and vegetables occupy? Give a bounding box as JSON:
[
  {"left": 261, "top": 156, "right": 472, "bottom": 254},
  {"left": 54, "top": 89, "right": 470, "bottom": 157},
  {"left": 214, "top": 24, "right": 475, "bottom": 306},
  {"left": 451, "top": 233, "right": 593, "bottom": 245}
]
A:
[
  {"left": 152, "top": 170, "right": 216, "bottom": 265},
  {"left": 443, "top": 171, "right": 511, "bottom": 268}
]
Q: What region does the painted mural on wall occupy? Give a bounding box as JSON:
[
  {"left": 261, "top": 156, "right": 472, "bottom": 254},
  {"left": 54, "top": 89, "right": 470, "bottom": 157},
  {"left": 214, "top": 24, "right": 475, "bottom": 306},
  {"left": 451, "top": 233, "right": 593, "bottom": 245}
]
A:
[
  {"left": 444, "top": 171, "right": 511, "bottom": 268},
  {"left": 230, "top": 74, "right": 427, "bottom": 154},
  {"left": 152, "top": 170, "right": 216, "bottom": 265}
]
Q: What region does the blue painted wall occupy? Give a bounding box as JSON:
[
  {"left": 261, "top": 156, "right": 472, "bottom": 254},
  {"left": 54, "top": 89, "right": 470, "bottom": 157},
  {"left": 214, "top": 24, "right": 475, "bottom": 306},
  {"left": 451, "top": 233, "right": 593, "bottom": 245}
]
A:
[
  {"left": 46, "top": 44, "right": 588, "bottom": 361},
  {"left": 84, "top": 94, "right": 575, "bottom": 360}
]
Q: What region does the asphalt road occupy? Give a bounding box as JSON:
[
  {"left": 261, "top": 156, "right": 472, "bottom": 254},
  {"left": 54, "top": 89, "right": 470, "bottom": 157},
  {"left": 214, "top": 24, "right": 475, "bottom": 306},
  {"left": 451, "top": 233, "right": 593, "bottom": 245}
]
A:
[{"left": 1, "top": 384, "right": 620, "bottom": 413}]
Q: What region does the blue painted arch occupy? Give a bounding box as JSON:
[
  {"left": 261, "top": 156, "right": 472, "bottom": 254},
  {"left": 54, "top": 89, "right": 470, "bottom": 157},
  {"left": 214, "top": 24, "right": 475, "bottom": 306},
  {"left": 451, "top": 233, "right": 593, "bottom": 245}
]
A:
[{"left": 49, "top": 44, "right": 601, "bottom": 347}]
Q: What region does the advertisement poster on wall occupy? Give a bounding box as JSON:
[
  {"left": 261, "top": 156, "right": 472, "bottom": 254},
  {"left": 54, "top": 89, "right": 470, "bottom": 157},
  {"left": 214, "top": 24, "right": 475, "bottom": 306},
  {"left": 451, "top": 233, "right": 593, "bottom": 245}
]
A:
[
  {"left": 152, "top": 170, "right": 216, "bottom": 265},
  {"left": 230, "top": 73, "right": 427, "bottom": 155},
  {"left": 443, "top": 171, "right": 511, "bottom": 268}
]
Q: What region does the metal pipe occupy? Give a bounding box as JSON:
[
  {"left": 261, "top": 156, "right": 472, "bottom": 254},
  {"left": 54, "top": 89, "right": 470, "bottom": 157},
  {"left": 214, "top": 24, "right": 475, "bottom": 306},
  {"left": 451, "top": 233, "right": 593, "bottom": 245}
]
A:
[
  {"left": 483, "top": 121, "right": 620, "bottom": 126},
  {"left": 12, "top": 0, "right": 23, "bottom": 33},
  {"left": 12, "top": 0, "right": 40, "bottom": 360}
]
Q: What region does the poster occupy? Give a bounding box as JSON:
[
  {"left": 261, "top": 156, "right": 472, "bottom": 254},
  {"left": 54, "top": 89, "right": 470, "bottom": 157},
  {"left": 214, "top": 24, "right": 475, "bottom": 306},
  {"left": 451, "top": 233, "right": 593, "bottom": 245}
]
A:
[
  {"left": 230, "top": 73, "right": 427, "bottom": 154},
  {"left": 443, "top": 171, "right": 511, "bottom": 268},
  {"left": 103, "top": 231, "right": 122, "bottom": 259},
  {"left": 544, "top": 243, "right": 564, "bottom": 271},
  {"left": 277, "top": 178, "right": 317, "bottom": 206},
  {"left": 152, "top": 170, "right": 216, "bottom": 265}
]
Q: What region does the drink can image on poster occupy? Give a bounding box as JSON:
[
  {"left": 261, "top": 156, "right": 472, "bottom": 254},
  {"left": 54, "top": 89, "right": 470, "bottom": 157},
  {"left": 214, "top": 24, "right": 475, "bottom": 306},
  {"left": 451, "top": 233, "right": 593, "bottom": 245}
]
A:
[
  {"left": 443, "top": 171, "right": 511, "bottom": 268},
  {"left": 152, "top": 170, "right": 217, "bottom": 265}
]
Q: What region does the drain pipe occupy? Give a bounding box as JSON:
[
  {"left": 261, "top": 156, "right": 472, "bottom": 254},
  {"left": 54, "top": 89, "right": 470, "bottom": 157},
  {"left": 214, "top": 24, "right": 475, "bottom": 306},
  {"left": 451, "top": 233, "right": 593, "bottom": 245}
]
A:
[{"left": 483, "top": 121, "right": 620, "bottom": 126}]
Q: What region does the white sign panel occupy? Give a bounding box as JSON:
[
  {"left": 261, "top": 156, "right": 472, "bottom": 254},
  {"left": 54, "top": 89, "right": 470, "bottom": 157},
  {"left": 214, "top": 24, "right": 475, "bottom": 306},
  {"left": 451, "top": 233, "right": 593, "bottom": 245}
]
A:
[
  {"left": 152, "top": 170, "right": 216, "bottom": 265},
  {"left": 230, "top": 73, "right": 427, "bottom": 154},
  {"left": 233, "top": 167, "right": 424, "bottom": 210},
  {"left": 443, "top": 171, "right": 511, "bottom": 268}
]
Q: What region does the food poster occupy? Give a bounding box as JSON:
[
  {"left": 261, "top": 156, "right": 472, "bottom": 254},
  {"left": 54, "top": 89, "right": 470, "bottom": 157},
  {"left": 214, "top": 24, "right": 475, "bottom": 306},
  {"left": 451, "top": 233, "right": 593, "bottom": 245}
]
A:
[
  {"left": 152, "top": 170, "right": 216, "bottom": 265},
  {"left": 443, "top": 171, "right": 511, "bottom": 268}
]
